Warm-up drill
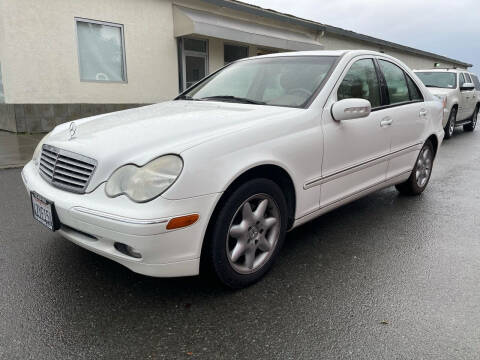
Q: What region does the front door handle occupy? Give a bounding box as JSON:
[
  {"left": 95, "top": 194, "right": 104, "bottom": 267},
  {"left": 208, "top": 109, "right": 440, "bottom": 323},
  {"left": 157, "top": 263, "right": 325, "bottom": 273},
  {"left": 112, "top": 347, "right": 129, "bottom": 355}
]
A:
[{"left": 380, "top": 117, "right": 393, "bottom": 127}]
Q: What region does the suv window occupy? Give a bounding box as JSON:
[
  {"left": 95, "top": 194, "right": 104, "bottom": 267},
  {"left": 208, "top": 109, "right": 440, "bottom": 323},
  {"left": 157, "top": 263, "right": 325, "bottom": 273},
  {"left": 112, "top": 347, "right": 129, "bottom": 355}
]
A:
[
  {"left": 471, "top": 74, "right": 480, "bottom": 90},
  {"left": 406, "top": 75, "right": 423, "bottom": 101},
  {"left": 378, "top": 60, "right": 410, "bottom": 104},
  {"left": 337, "top": 59, "right": 381, "bottom": 108},
  {"left": 464, "top": 73, "right": 472, "bottom": 83},
  {"left": 459, "top": 73, "right": 465, "bottom": 87}
]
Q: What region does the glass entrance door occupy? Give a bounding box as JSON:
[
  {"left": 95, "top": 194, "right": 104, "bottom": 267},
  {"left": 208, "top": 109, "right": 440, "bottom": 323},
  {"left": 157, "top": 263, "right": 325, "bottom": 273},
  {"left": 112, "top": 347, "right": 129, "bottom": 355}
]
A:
[{"left": 181, "top": 38, "right": 208, "bottom": 90}]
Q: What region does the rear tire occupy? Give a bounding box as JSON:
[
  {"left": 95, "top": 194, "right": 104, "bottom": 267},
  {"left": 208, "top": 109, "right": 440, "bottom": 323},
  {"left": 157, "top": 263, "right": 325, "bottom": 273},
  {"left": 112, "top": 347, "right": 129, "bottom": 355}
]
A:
[
  {"left": 395, "top": 140, "right": 434, "bottom": 196},
  {"left": 444, "top": 107, "right": 457, "bottom": 139},
  {"left": 463, "top": 105, "right": 478, "bottom": 132},
  {"left": 202, "top": 178, "right": 288, "bottom": 289}
]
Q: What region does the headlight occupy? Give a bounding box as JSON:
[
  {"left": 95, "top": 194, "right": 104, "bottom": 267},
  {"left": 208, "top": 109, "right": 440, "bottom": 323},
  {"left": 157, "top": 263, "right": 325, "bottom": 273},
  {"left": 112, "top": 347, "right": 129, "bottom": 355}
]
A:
[
  {"left": 32, "top": 133, "right": 51, "bottom": 167},
  {"left": 105, "top": 155, "right": 183, "bottom": 202}
]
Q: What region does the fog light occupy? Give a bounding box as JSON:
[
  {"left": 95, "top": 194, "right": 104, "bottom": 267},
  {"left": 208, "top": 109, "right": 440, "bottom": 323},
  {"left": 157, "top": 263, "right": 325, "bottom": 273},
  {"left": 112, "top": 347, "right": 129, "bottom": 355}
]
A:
[{"left": 114, "top": 242, "right": 142, "bottom": 259}]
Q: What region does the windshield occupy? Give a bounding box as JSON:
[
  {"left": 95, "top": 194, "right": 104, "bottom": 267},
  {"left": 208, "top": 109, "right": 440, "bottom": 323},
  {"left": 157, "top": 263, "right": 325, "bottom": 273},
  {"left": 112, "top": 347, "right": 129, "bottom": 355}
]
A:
[
  {"left": 415, "top": 71, "right": 457, "bottom": 89},
  {"left": 180, "top": 56, "right": 338, "bottom": 108}
]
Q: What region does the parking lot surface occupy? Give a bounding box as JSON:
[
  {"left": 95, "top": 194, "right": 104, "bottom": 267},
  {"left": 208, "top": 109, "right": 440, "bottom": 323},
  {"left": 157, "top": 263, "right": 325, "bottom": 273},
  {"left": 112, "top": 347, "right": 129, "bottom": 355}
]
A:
[{"left": 1, "top": 129, "right": 479, "bottom": 359}]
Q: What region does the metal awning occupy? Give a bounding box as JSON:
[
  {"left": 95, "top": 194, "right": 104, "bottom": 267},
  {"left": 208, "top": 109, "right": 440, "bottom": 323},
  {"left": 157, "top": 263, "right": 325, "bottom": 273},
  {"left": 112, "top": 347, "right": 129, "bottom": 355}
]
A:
[{"left": 173, "top": 6, "right": 323, "bottom": 51}]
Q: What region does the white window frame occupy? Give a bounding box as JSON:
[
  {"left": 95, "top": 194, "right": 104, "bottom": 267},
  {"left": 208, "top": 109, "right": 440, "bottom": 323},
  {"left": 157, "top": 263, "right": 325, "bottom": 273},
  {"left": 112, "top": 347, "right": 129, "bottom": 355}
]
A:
[
  {"left": 75, "top": 17, "right": 128, "bottom": 83},
  {"left": 181, "top": 37, "right": 208, "bottom": 91}
]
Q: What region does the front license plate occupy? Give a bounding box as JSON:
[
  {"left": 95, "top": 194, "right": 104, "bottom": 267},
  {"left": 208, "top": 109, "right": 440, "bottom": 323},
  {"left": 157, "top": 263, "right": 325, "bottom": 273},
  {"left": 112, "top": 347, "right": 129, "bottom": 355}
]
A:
[{"left": 31, "top": 192, "right": 56, "bottom": 231}]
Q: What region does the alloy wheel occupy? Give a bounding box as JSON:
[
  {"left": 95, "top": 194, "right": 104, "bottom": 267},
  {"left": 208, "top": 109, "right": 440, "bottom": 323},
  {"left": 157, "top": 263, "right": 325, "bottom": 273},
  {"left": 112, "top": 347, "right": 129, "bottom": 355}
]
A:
[
  {"left": 415, "top": 146, "right": 433, "bottom": 188},
  {"left": 226, "top": 194, "right": 281, "bottom": 274},
  {"left": 448, "top": 109, "right": 456, "bottom": 136}
]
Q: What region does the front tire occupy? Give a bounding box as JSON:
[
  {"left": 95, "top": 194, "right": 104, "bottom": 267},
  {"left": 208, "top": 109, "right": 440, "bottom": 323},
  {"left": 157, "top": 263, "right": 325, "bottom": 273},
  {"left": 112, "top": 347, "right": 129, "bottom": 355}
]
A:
[
  {"left": 463, "top": 105, "right": 478, "bottom": 132},
  {"left": 444, "top": 107, "right": 457, "bottom": 139},
  {"left": 395, "top": 140, "right": 434, "bottom": 196},
  {"left": 202, "top": 178, "right": 288, "bottom": 289}
]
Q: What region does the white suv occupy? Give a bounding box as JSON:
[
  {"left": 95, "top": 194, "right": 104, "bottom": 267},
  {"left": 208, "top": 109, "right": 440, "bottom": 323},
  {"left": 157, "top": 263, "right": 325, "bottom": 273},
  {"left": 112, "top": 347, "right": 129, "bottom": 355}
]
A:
[{"left": 415, "top": 69, "right": 479, "bottom": 138}]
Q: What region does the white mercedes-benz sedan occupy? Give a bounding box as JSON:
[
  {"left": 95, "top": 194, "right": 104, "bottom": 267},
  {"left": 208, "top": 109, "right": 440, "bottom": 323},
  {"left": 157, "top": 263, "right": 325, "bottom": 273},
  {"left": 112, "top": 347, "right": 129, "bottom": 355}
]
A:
[{"left": 22, "top": 50, "right": 444, "bottom": 288}]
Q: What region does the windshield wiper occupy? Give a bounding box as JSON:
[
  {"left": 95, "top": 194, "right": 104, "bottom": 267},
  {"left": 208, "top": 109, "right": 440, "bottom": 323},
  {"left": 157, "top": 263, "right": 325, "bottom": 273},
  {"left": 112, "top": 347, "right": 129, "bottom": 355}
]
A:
[
  {"left": 199, "top": 95, "right": 266, "bottom": 105},
  {"left": 176, "top": 94, "right": 201, "bottom": 101},
  {"left": 425, "top": 85, "right": 441, "bottom": 88}
]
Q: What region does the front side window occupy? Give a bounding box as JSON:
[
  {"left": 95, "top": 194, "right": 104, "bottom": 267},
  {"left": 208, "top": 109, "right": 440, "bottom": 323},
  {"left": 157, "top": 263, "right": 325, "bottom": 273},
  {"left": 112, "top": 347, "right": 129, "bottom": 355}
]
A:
[
  {"left": 464, "top": 73, "right": 472, "bottom": 83},
  {"left": 76, "top": 19, "right": 126, "bottom": 82},
  {"left": 378, "top": 60, "right": 409, "bottom": 104},
  {"left": 182, "top": 56, "right": 337, "bottom": 108},
  {"left": 337, "top": 59, "right": 381, "bottom": 108},
  {"left": 224, "top": 44, "right": 249, "bottom": 64},
  {"left": 415, "top": 71, "right": 457, "bottom": 89},
  {"left": 0, "top": 62, "right": 4, "bottom": 103},
  {"left": 471, "top": 74, "right": 480, "bottom": 90}
]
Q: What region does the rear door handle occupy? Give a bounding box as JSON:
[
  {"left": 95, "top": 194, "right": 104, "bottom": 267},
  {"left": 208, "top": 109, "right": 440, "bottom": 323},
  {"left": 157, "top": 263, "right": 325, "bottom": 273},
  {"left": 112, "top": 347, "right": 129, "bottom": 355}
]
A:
[
  {"left": 419, "top": 109, "right": 428, "bottom": 117},
  {"left": 380, "top": 117, "right": 393, "bottom": 127}
]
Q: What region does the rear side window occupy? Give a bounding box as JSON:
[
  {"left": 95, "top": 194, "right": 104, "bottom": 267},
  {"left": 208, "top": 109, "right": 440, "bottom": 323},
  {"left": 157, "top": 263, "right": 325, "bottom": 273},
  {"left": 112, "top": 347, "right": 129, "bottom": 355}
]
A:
[
  {"left": 378, "top": 60, "right": 410, "bottom": 104},
  {"left": 406, "top": 75, "right": 423, "bottom": 101},
  {"left": 471, "top": 74, "right": 480, "bottom": 90},
  {"left": 337, "top": 59, "right": 381, "bottom": 108}
]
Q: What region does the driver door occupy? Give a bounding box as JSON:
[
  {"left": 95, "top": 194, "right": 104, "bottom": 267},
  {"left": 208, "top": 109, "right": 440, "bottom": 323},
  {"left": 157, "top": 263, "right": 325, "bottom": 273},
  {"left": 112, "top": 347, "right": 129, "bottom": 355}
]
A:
[{"left": 321, "top": 57, "right": 391, "bottom": 206}]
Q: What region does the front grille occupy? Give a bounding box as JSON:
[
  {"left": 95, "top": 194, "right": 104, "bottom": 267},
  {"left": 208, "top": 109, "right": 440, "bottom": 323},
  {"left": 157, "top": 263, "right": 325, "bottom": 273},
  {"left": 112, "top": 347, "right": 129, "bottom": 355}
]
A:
[{"left": 39, "top": 144, "right": 97, "bottom": 194}]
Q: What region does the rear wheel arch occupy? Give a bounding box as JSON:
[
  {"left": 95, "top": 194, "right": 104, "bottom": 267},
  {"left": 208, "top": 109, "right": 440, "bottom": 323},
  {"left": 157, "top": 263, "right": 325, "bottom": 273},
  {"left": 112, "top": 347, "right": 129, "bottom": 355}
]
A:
[{"left": 426, "top": 134, "right": 439, "bottom": 158}]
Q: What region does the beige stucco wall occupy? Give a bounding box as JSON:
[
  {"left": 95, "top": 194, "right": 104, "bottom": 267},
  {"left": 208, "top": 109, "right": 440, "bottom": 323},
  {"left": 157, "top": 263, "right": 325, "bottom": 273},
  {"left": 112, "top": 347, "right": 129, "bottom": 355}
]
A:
[
  {"left": 0, "top": 0, "right": 467, "bottom": 105},
  {"left": 1, "top": 0, "right": 179, "bottom": 104}
]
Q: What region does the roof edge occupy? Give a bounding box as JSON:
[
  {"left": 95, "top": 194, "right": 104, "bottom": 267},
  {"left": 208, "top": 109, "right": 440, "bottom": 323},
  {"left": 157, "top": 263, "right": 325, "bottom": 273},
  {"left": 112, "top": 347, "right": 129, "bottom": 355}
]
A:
[{"left": 199, "top": 0, "right": 472, "bottom": 68}]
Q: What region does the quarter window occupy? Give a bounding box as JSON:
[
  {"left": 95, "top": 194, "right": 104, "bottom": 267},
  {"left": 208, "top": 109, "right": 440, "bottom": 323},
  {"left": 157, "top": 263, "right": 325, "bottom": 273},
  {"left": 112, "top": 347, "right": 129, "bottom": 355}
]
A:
[
  {"left": 337, "top": 59, "right": 381, "bottom": 108},
  {"left": 224, "top": 44, "right": 249, "bottom": 64},
  {"left": 76, "top": 19, "right": 126, "bottom": 82},
  {"left": 378, "top": 60, "right": 410, "bottom": 104},
  {"left": 406, "top": 75, "right": 423, "bottom": 102}
]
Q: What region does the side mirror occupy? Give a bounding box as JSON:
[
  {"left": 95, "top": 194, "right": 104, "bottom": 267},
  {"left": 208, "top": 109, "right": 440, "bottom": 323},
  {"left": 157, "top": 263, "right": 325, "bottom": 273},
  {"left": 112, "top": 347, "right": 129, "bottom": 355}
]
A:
[
  {"left": 460, "top": 82, "right": 475, "bottom": 91},
  {"left": 331, "top": 98, "right": 372, "bottom": 121}
]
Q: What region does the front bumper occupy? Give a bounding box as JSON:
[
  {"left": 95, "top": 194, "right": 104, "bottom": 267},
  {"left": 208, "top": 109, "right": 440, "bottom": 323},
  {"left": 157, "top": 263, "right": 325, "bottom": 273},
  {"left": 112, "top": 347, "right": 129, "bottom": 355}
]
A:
[{"left": 21, "top": 161, "right": 221, "bottom": 277}]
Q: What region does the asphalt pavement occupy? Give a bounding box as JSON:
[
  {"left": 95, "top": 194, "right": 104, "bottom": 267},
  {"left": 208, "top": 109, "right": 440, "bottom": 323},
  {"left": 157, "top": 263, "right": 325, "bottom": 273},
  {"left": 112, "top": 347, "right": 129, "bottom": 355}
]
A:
[{"left": 1, "top": 128, "right": 480, "bottom": 359}]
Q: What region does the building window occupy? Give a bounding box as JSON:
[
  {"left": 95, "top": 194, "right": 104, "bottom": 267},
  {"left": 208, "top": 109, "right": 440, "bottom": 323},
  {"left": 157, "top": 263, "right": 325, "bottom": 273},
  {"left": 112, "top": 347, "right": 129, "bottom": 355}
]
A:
[
  {"left": 224, "top": 44, "right": 248, "bottom": 64},
  {"left": 76, "top": 18, "right": 127, "bottom": 82},
  {"left": 0, "top": 62, "right": 4, "bottom": 103},
  {"left": 181, "top": 38, "right": 208, "bottom": 90}
]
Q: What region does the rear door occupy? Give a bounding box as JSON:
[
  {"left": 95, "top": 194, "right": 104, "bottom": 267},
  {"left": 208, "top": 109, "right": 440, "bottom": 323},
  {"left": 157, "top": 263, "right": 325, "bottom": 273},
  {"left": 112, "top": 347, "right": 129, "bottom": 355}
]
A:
[
  {"left": 320, "top": 57, "right": 391, "bottom": 206},
  {"left": 376, "top": 59, "right": 428, "bottom": 179}
]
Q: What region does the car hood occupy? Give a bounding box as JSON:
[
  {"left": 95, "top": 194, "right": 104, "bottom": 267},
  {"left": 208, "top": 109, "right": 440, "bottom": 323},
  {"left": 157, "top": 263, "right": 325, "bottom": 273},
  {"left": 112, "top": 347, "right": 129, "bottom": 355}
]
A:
[{"left": 44, "top": 101, "right": 298, "bottom": 191}]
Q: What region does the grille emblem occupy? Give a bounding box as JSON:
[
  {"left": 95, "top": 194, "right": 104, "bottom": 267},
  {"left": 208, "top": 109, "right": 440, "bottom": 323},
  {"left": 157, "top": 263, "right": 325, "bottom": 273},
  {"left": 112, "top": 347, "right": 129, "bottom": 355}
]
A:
[{"left": 68, "top": 122, "right": 77, "bottom": 140}]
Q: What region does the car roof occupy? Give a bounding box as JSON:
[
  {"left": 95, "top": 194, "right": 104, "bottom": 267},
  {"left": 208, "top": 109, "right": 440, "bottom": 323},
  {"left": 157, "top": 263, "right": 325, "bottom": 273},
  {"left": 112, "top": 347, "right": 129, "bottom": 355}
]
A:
[{"left": 246, "top": 49, "right": 391, "bottom": 59}]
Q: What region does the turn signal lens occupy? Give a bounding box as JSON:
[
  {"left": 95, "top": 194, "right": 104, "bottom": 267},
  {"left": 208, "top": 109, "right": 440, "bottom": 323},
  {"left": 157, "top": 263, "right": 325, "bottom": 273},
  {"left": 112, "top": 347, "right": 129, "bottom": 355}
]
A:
[{"left": 166, "top": 214, "right": 199, "bottom": 230}]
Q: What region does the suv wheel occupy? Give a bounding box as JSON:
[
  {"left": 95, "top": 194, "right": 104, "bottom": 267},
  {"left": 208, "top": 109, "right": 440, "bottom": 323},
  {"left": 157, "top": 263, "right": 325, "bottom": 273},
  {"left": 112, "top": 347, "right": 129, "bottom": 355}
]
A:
[
  {"left": 202, "top": 178, "right": 288, "bottom": 288},
  {"left": 444, "top": 107, "right": 457, "bottom": 139},
  {"left": 464, "top": 105, "right": 478, "bottom": 132},
  {"left": 395, "top": 140, "right": 434, "bottom": 196}
]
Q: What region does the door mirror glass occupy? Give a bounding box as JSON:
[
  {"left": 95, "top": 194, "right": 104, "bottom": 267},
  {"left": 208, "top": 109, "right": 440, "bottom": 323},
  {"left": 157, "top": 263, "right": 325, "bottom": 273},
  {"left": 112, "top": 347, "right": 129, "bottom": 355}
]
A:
[
  {"left": 331, "top": 98, "right": 371, "bottom": 121},
  {"left": 460, "top": 82, "right": 475, "bottom": 91}
]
